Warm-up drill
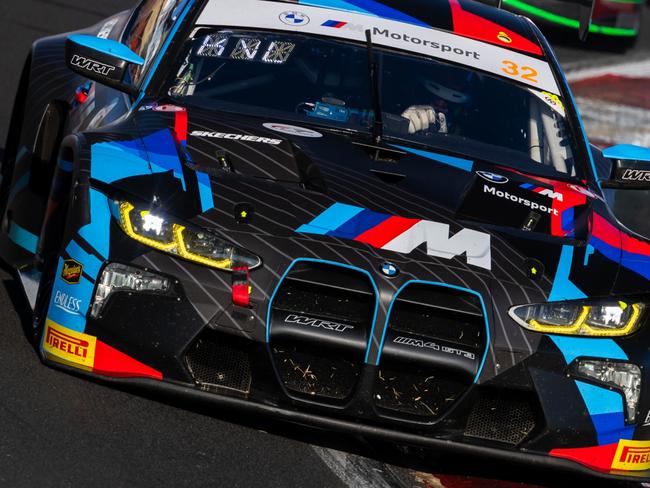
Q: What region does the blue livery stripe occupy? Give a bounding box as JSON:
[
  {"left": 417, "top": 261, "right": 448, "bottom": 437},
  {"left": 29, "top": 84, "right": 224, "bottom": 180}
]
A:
[
  {"left": 297, "top": 202, "right": 364, "bottom": 235},
  {"left": 520, "top": 183, "right": 534, "bottom": 190},
  {"left": 91, "top": 140, "right": 153, "bottom": 184},
  {"left": 144, "top": 130, "right": 187, "bottom": 190},
  {"left": 8, "top": 221, "right": 38, "bottom": 253},
  {"left": 196, "top": 171, "right": 214, "bottom": 212},
  {"left": 576, "top": 380, "right": 633, "bottom": 445},
  {"left": 298, "top": 0, "right": 375, "bottom": 16},
  {"left": 583, "top": 244, "right": 594, "bottom": 266},
  {"left": 78, "top": 189, "right": 111, "bottom": 259},
  {"left": 342, "top": 0, "right": 428, "bottom": 26},
  {"left": 561, "top": 207, "right": 574, "bottom": 233},
  {"left": 327, "top": 208, "right": 389, "bottom": 239},
  {"left": 390, "top": 144, "right": 473, "bottom": 172},
  {"left": 548, "top": 245, "right": 586, "bottom": 301},
  {"left": 65, "top": 239, "right": 103, "bottom": 279},
  {"left": 549, "top": 335, "right": 627, "bottom": 365}
]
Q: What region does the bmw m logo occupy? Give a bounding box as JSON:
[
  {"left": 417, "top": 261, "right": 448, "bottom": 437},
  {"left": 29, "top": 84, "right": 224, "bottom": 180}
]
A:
[
  {"left": 279, "top": 11, "right": 310, "bottom": 26},
  {"left": 476, "top": 171, "right": 508, "bottom": 184},
  {"left": 381, "top": 262, "right": 399, "bottom": 277}
]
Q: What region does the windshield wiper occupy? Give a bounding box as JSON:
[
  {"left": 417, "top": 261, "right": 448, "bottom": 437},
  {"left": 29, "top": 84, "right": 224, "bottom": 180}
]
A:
[{"left": 365, "top": 29, "right": 383, "bottom": 145}]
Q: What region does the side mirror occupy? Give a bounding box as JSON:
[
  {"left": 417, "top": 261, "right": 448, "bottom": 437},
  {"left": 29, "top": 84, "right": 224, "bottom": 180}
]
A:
[
  {"left": 65, "top": 34, "right": 144, "bottom": 96},
  {"left": 602, "top": 144, "right": 650, "bottom": 188}
]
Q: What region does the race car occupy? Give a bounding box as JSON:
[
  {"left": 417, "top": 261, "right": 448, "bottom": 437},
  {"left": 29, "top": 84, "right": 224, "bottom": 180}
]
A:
[
  {"left": 501, "top": 0, "right": 644, "bottom": 44},
  {"left": 3, "top": 0, "right": 650, "bottom": 481}
]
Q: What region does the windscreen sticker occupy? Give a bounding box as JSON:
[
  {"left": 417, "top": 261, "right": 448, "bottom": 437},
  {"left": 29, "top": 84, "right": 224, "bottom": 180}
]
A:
[
  {"left": 263, "top": 122, "right": 323, "bottom": 138},
  {"left": 529, "top": 89, "right": 566, "bottom": 117},
  {"left": 197, "top": 0, "right": 560, "bottom": 94}
]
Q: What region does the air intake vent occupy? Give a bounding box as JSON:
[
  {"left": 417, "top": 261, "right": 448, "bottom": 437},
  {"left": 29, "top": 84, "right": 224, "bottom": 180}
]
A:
[
  {"left": 464, "top": 390, "right": 538, "bottom": 445},
  {"left": 185, "top": 331, "right": 252, "bottom": 394},
  {"left": 374, "top": 283, "right": 487, "bottom": 421},
  {"left": 269, "top": 261, "right": 376, "bottom": 403}
]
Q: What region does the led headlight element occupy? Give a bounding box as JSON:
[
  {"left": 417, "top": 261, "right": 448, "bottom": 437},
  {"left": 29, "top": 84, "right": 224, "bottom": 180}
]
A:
[
  {"left": 114, "top": 200, "right": 261, "bottom": 271},
  {"left": 570, "top": 359, "right": 642, "bottom": 424},
  {"left": 91, "top": 263, "right": 173, "bottom": 318},
  {"left": 509, "top": 300, "right": 644, "bottom": 337}
]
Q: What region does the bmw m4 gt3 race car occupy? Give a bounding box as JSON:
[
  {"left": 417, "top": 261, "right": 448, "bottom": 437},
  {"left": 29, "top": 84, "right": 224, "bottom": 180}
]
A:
[{"left": 5, "top": 0, "right": 650, "bottom": 481}]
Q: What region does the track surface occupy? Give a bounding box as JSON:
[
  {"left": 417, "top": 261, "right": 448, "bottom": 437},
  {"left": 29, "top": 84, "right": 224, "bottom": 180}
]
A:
[{"left": 0, "top": 2, "right": 648, "bottom": 487}]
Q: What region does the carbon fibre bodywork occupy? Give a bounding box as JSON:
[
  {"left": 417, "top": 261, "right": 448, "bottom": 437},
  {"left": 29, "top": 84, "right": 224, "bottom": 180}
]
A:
[{"left": 2, "top": 0, "right": 650, "bottom": 482}]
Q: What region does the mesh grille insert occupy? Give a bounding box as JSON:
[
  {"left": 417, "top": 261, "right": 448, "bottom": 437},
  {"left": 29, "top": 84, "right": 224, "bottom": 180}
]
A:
[
  {"left": 185, "top": 332, "right": 252, "bottom": 394},
  {"left": 464, "top": 392, "right": 537, "bottom": 445},
  {"left": 374, "top": 367, "right": 468, "bottom": 419},
  {"left": 269, "top": 261, "right": 375, "bottom": 403}
]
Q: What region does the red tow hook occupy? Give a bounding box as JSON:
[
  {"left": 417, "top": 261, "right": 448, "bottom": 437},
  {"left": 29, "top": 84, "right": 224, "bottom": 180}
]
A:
[{"left": 231, "top": 266, "right": 251, "bottom": 308}]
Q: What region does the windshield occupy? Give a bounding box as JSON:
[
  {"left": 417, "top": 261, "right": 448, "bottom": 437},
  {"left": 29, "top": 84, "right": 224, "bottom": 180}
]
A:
[{"left": 164, "top": 28, "right": 582, "bottom": 179}]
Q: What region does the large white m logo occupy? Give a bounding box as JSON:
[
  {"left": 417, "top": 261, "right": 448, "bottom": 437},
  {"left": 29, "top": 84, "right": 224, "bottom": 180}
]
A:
[{"left": 382, "top": 221, "right": 492, "bottom": 270}]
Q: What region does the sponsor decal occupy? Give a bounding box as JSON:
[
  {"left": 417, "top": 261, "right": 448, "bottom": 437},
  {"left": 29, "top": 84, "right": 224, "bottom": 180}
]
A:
[
  {"left": 190, "top": 130, "right": 282, "bottom": 145},
  {"left": 279, "top": 11, "right": 309, "bottom": 26},
  {"left": 612, "top": 440, "right": 650, "bottom": 471},
  {"left": 381, "top": 262, "right": 399, "bottom": 277},
  {"left": 70, "top": 55, "right": 116, "bottom": 77},
  {"left": 53, "top": 290, "right": 82, "bottom": 316},
  {"left": 393, "top": 336, "right": 476, "bottom": 360},
  {"left": 321, "top": 20, "right": 364, "bottom": 31},
  {"left": 483, "top": 185, "right": 559, "bottom": 215},
  {"left": 284, "top": 314, "right": 354, "bottom": 332},
  {"left": 372, "top": 26, "right": 480, "bottom": 60},
  {"left": 298, "top": 202, "right": 492, "bottom": 270},
  {"left": 520, "top": 183, "right": 564, "bottom": 202},
  {"left": 621, "top": 169, "right": 650, "bottom": 182},
  {"left": 61, "top": 259, "right": 83, "bottom": 284},
  {"left": 497, "top": 31, "right": 512, "bottom": 44},
  {"left": 263, "top": 123, "right": 323, "bottom": 138},
  {"left": 476, "top": 171, "right": 508, "bottom": 184},
  {"left": 43, "top": 321, "right": 96, "bottom": 369}
]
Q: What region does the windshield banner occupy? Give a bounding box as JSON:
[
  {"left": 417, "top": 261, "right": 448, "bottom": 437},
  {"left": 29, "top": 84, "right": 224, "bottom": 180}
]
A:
[{"left": 198, "top": 0, "right": 560, "bottom": 94}]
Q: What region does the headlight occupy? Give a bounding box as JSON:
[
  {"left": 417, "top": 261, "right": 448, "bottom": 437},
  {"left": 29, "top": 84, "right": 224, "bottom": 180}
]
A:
[
  {"left": 114, "top": 200, "right": 261, "bottom": 271},
  {"left": 509, "top": 300, "right": 645, "bottom": 337}
]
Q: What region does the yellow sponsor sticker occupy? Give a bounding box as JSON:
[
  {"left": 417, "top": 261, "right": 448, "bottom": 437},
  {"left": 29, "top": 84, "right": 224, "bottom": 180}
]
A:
[
  {"left": 43, "top": 320, "right": 96, "bottom": 371},
  {"left": 612, "top": 440, "right": 650, "bottom": 471}
]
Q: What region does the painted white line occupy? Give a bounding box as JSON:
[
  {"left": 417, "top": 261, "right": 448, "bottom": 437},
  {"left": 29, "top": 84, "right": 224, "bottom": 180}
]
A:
[
  {"left": 311, "top": 446, "right": 398, "bottom": 488},
  {"left": 567, "top": 57, "right": 650, "bottom": 81},
  {"left": 577, "top": 97, "right": 650, "bottom": 146}
]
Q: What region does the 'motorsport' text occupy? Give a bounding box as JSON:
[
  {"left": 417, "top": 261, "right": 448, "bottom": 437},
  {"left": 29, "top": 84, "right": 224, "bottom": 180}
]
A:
[
  {"left": 372, "top": 27, "right": 480, "bottom": 60},
  {"left": 484, "top": 185, "right": 559, "bottom": 215}
]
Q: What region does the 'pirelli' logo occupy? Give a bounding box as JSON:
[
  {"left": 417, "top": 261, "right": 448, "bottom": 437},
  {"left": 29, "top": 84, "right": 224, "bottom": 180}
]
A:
[
  {"left": 612, "top": 440, "right": 650, "bottom": 471},
  {"left": 43, "top": 321, "right": 96, "bottom": 370}
]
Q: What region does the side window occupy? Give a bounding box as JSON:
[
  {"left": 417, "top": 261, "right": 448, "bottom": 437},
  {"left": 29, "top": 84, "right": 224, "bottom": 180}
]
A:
[{"left": 124, "top": 0, "right": 186, "bottom": 86}]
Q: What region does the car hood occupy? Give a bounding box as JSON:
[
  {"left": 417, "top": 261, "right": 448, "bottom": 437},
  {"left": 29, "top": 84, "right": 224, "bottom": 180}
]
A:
[{"left": 107, "top": 102, "right": 633, "bottom": 299}]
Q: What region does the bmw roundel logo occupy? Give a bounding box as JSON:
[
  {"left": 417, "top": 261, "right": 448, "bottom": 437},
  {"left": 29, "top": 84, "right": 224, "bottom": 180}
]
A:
[
  {"left": 381, "top": 262, "right": 399, "bottom": 278},
  {"left": 279, "top": 11, "right": 310, "bottom": 26},
  {"left": 476, "top": 171, "right": 509, "bottom": 184}
]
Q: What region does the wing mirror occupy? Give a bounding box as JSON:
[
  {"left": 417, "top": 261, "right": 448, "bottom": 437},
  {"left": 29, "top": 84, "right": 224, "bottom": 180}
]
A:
[
  {"left": 601, "top": 144, "right": 650, "bottom": 188},
  {"left": 65, "top": 34, "right": 144, "bottom": 96}
]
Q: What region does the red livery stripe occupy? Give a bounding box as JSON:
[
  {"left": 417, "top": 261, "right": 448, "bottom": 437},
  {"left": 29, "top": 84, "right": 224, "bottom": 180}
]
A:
[{"left": 355, "top": 215, "right": 419, "bottom": 248}]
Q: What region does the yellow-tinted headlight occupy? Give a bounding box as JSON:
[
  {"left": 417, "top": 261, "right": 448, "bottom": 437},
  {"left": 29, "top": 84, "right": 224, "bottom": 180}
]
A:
[
  {"left": 509, "top": 300, "right": 644, "bottom": 337},
  {"left": 115, "top": 200, "right": 261, "bottom": 271}
]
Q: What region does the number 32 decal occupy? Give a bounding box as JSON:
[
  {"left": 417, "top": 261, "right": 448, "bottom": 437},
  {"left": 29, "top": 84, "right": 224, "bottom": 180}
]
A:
[{"left": 501, "top": 60, "right": 539, "bottom": 83}]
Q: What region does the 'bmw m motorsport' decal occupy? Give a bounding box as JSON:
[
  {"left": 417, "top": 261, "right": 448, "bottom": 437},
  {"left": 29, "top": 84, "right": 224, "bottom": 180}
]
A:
[{"left": 298, "top": 203, "right": 491, "bottom": 270}]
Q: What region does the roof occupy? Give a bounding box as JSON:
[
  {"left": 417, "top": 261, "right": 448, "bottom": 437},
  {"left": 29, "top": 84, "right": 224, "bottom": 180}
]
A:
[{"left": 266, "top": 0, "right": 544, "bottom": 56}]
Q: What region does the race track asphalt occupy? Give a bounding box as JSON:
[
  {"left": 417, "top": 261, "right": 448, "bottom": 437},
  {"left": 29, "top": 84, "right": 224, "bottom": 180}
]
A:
[{"left": 0, "top": 2, "right": 648, "bottom": 487}]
